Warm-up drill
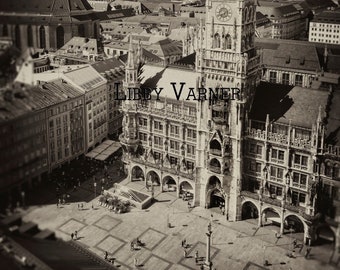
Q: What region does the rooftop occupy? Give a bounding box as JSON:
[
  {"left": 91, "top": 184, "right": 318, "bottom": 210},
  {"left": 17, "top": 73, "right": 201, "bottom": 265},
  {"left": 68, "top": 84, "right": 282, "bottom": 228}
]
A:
[
  {"left": 140, "top": 64, "right": 197, "bottom": 103},
  {"left": 62, "top": 65, "right": 106, "bottom": 92},
  {"left": 249, "top": 82, "right": 329, "bottom": 128},
  {"left": 0, "top": 80, "right": 83, "bottom": 123}
]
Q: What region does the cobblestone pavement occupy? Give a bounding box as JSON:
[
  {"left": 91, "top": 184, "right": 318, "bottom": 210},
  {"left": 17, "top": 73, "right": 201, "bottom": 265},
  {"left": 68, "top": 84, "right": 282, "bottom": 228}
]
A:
[{"left": 21, "top": 177, "right": 338, "bottom": 270}]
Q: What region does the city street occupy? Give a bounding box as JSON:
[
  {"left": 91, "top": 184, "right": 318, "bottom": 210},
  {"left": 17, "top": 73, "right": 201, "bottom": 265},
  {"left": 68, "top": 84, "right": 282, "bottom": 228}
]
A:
[{"left": 19, "top": 174, "right": 338, "bottom": 270}]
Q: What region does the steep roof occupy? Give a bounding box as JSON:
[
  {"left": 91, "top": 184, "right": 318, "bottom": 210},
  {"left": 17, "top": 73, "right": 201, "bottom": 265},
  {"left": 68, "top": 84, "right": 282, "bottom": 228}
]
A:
[
  {"left": 256, "top": 38, "right": 321, "bottom": 72},
  {"left": 140, "top": 64, "right": 197, "bottom": 103},
  {"left": 0, "top": 0, "right": 98, "bottom": 24},
  {"left": 249, "top": 82, "right": 329, "bottom": 128},
  {"left": 0, "top": 80, "right": 83, "bottom": 123}
]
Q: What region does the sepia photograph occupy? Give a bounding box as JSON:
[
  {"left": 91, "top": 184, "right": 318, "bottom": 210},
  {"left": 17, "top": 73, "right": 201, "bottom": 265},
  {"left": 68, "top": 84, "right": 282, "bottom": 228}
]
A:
[{"left": 0, "top": 0, "right": 339, "bottom": 269}]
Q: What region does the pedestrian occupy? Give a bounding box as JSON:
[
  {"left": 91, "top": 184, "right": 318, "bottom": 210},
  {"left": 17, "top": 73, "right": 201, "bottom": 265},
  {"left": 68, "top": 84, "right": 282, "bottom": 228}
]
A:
[
  {"left": 134, "top": 257, "right": 138, "bottom": 267},
  {"left": 57, "top": 202, "right": 59, "bottom": 208},
  {"left": 71, "top": 233, "right": 74, "bottom": 240},
  {"left": 104, "top": 251, "right": 108, "bottom": 260},
  {"left": 210, "top": 214, "right": 213, "bottom": 222},
  {"left": 81, "top": 203, "right": 84, "bottom": 209},
  {"left": 183, "top": 239, "right": 186, "bottom": 248},
  {"left": 181, "top": 240, "right": 184, "bottom": 247},
  {"left": 74, "top": 230, "right": 78, "bottom": 240},
  {"left": 299, "top": 243, "right": 304, "bottom": 253},
  {"left": 131, "top": 241, "right": 134, "bottom": 251},
  {"left": 293, "top": 239, "right": 297, "bottom": 248},
  {"left": 77, "top": 204, "right": 80, "bottom": 210},
  {"left": 183, "top": 249, "right": 187, "bottom": 258},
  {"left": 200, "top": 264, "right": 204, "bottom": 270},
  {"left": 305, "top": 247, "right": 311, "bottom": 259},
  {"left": 195, "top": 250, "right": 199, "bottom": 263},
  {"left": 226, "top": 213, "right": 229, "bottom": 221}
]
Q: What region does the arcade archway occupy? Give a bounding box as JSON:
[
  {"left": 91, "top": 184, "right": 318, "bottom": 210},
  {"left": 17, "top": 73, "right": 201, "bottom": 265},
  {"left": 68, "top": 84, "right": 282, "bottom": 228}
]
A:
[
  {"left": 131, "top": 166, "right": 144, "bottom": 181},
  {"left": 163, "top": 176, "right": 177, "bottom": 192},
  {"left": 241, "top": 201, "right": 259, "bottom": 220},
  {"left": 262, "top": 208, "right": 281, "bottom": 227},
  {"left": 146, "top": 171, "right": 160, "bottom": 186}
]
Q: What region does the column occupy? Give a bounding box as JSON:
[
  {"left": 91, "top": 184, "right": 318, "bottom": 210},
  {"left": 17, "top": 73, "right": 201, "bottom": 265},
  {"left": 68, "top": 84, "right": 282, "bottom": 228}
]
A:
[{"left": 205, "top": 222, "right": 212, "bottom": 269}]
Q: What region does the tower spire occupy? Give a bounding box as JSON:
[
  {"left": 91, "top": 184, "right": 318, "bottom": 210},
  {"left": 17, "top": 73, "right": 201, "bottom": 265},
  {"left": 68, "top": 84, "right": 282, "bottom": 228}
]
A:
[{"left": 127, "top": 35, "right": 135, "bottom": 69}]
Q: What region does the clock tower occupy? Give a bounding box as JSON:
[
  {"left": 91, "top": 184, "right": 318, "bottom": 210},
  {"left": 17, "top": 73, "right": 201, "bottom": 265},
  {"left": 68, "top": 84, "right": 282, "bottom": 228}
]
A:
[{"left": 195, "top": 0, "right": 261, "bottom": 220}]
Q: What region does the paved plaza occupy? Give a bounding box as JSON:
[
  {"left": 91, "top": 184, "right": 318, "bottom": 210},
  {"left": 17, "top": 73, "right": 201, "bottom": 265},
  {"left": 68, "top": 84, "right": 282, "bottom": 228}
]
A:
[{"left": 21, "top": 178, "right": 338, "bottom": 270}]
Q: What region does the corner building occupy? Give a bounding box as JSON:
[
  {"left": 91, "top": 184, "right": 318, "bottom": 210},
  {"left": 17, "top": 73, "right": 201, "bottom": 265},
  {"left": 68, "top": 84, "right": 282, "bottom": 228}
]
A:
[{"left": 120, "top": 0, "right": 335, "bottom": 245}]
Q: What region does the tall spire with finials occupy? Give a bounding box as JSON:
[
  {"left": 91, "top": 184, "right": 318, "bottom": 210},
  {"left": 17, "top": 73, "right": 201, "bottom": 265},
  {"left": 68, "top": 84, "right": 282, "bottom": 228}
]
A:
[{"left": 125, "top": 35, "right": 138, "bottom": 85}]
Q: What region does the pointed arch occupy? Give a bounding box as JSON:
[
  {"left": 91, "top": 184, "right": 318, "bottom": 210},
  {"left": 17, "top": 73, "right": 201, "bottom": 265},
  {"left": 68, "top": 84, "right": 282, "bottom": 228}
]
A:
[
  {"left": 213, "top": 33, "right": 220, "bottom": 48},
  {"left": 39, "top": 26, "right": 46, "bottom": 49},
  {"left": 56, "top": 25, "right": 64, "bottom": 49},
  {"left": 225, "top": 34, "right": 232, "bottom": 50},
  {"left": 27, "top": 25, "right": 33, "bottom": 47}
]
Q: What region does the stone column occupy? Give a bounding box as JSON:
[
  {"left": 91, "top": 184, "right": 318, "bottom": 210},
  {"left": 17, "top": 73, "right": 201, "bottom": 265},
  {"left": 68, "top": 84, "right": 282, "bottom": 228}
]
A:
[{"left": 205, "top": 222, "right": 212, "bottom": 269}]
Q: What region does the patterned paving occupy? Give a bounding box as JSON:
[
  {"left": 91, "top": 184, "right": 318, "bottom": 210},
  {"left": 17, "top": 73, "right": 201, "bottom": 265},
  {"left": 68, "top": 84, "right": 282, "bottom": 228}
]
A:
[
  {"left": 142, "top": 254, "right": 173, "bottom": 270},
  {"left": 96, "top": 235, "right": 126, "bottom": 255},
  {"left": 178, "top": 241, "right": 220, "bottom": 270},
  {"left": 58, "top": 218, "right": 87, "bottom": 235},
  {"left": 138, "top": 227, "right": 167, "bottom": 251},
  {"left": 94, "top": 215, "right": 122, "bottom": 231},
  {"left": 78, "top": 225, "right": 108, "bottom": 247}
]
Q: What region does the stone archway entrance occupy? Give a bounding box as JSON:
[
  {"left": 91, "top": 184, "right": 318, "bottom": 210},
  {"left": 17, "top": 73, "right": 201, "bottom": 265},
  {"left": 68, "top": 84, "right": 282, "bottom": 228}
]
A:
[
  {"left": 242, "top": 201, "right": 259, "bottom": 220},
  {"left": 262, "top": 208, "right": 281, "bottom": 227},
  {"left": 131, "top": 166, "right": 144, "bottom": 182},
  {"left": 210, "top": 189, "right": 225, "bottom": 208},
  {"left": 163, "top": 176, "right": 177, "bottom": 192},
  {"left": 283, "top": 215, "right": 305, "bottom": 242},
  {"left": 180, "top": 180, "right": 194, "bottom": 202},
  {"left": 146, "top": 171, "right": 160, "bottom": 188},
  {"left": 206, "top": 176, "right": 223, "bottom": 209}
]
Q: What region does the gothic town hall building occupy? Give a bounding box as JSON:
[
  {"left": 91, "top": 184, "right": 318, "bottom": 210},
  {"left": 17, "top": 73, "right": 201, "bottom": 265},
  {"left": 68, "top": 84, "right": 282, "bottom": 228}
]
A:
[{"left": 120, "top": 0, "right": 340, "bottom": 248}]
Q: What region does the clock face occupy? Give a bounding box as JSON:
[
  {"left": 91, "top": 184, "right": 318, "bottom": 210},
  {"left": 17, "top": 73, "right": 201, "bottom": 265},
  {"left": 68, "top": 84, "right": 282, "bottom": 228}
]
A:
[{"left": 215, "top": 4, "right": 232, "bottom": 22}]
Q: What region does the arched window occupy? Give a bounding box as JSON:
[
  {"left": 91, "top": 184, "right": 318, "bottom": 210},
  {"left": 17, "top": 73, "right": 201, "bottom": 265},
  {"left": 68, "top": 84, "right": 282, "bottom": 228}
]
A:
[
  {"left": 2, "top": 24, "right": 8, "bottom": 36},
  {"left": 225, "top": 34, "right": 232, "bottom": 50},
  {"left": 27, "top": 25, "right": 33, "bottom": 47},
  {"left": 15, "top": 25, "right": 21, "bottom": 49},
  {"left": 213, "top": 33, "right": 220, "bottom": 48},
  {"left": 78, "top": 24, "right": 85, "bottom": 37},
  {"left": 39, "top": 26, "right": 46, "bottom": 48},
  {"left": 56, "top": 25, "right": 64, "bottom": 49}
]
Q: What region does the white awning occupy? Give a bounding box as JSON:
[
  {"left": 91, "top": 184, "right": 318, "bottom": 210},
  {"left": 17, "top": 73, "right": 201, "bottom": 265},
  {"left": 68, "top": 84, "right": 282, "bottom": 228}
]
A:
[{"left": 86, "top": 140, "right": 121, "bottom": 161}]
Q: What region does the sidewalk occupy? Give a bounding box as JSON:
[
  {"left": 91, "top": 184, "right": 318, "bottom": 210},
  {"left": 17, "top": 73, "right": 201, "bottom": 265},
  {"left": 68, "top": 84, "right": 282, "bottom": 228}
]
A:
[{"left": 18, "top": 176, "right": 338, "bottom": 270}]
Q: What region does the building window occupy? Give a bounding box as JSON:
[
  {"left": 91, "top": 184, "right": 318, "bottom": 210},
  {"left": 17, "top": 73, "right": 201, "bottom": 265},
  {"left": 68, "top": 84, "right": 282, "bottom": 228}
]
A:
[
  {"left": 27, "top": 25, "right": 33, "bottom": 47},
  {"left": 154, "top": 136, "right": 163, "bottom": 148},
  {"left": 187, "top": 145, "right": 195, "bottom": 156},
  {"left": 139, "top": 132, "right": 147, "bottom": 142},
  {"left": 2, "top": 24, "right": 8, "bottom": 36},
  {"left": 154, "top": 121, "right": 163, "bottom": 132},
  {"left": 249, "top": 160, "right": 261, "bottom": 174},
  {"left": 270, "top": 166, "right": 284, "bottom": 182},
  {"left": 170, "top": 124, "right": 179, "bottom": 137},
  {"left": 187, "top": 128, "right": 196, "bottom": 141},
  {"left": 292, "top": 172, "right": 307, "bottom": 189},
  {"left": 170, "top": 140, "right": 180, "bottom": 153},
  {"left": 38, "top": 25, "right": 46, "bottom": 48},
  {"left": 15, "top": 25, "right": 21, "bottom": 49},
  {"left": 139, "top": 117, "right": 147, "bottom": 127},
  {"left": 295, "top": 74, "right": 303, "bottom": 86},
  {"left": 271, "top": 149, "right": 284, "bottom": 163},
  {"left": 56, "top": 25, "right": 64, "bottom": 49},
  {"left": 294, "top": 154, "right": 308, "bottom": 170},
  {"left": 282, "top": 73, "right": 290, "bottom": 85},
  {"left": 249, "top": 143, "right": 262, "bottom": 156},
  {"left": 170, "top": 156, "right": 178, "bottom": 166},
  {"left": 269, "top": 71, "right": 277, "bottom": 83}
]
